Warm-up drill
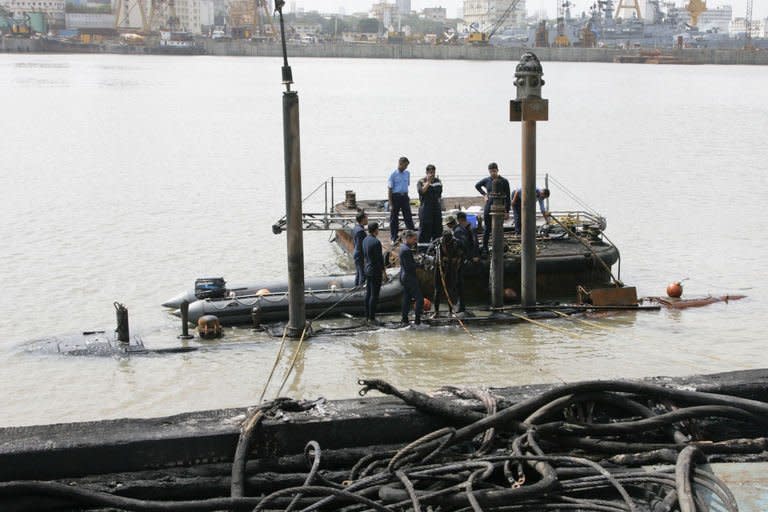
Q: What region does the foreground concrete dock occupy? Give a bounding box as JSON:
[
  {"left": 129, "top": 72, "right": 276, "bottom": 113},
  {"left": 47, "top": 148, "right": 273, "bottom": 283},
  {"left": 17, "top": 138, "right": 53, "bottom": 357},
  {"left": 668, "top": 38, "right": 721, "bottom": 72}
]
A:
[{"left": 2, "top": 368, "right": 768, "bottom": 481}]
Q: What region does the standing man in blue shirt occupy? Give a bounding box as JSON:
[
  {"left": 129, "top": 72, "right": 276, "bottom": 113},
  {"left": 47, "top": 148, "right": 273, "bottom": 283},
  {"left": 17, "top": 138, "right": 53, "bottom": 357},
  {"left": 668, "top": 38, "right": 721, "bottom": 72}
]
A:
[
  {"left": 387, "top": 156, "right": 415, "bottom": 243},
  {"left": 399, "top": 230, "right": 423, "bottom": 326},
  {"left": 363, "top": 221, "right": 385, "bottom": 324},
  {"left": 511, "top": 188, "right": 550, "bottom": 235},
  {"left": 352, "top": 211, "right": 368, "bottom": 286},
  {"left": 474, "top": 162, "right": 511, "bottom": 255}
]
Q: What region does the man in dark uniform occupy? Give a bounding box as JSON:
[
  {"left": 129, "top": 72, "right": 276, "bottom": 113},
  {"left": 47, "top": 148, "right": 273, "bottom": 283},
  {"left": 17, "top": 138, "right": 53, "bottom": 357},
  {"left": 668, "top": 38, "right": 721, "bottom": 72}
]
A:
[
  {"left": 452, "top": 212, "right": 480, "bottom": 314},
  {"left": 352, "top": 211, "right": 368, "bottom": 286},
  {"left": 362, "top": 221, "right": 385, "bottom": 324},
  {"left": 417, "top": 164, "right": 443, "bottom": 244},
  {"left": 432, "top": 221, "right": 463, "bottom": 317},
  {"left": 474, "top": 162, "right": 511, "bottom": 255},
  {"left": 511, "top": 188, "right": 550, "bottom": 235},
  {"left": 399, "top": 230, "right": 423, "bottom": 326}
]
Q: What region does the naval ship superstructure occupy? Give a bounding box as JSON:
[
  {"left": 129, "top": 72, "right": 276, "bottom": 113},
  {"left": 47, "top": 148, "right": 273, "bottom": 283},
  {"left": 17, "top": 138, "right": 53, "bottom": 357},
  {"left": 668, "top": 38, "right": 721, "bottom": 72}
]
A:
[{"left": 493, "top": 0, "right": 753, "bottom": 49}]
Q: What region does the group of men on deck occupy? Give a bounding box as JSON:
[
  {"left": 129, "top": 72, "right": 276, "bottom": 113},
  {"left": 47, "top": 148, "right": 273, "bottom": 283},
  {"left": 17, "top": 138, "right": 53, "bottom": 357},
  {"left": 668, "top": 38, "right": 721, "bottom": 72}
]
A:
[{"left": 351, "top": 156, "right": 551, "bottom": 326}]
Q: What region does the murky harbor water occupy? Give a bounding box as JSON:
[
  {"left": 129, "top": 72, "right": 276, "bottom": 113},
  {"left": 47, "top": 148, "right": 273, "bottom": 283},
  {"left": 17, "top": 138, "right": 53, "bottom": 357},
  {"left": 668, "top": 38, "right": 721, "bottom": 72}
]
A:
[{"left": 1, "top": 54, "right": 767, "bottom": 427}]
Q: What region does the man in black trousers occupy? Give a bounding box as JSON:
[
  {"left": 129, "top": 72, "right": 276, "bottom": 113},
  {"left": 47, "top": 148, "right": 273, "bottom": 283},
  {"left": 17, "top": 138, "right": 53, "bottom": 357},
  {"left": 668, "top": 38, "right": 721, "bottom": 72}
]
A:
[
  {"left": 399, "top": 230, "right": 423, "bottom": 326},
  {"left": 387, "top": 156, "right": 415, "bottom": 243},
  {"left": 362, "top": 222, "right": 385, "bottom": 325},
  {"left": 352, "top": 211, "right": 368, "bottom": 286}
]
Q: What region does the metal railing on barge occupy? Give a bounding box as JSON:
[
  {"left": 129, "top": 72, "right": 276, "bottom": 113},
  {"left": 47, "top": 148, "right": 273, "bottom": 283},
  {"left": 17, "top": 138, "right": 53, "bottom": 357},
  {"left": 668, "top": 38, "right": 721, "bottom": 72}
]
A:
[{"left": 271, "top": 174, "right": 607, "bottom": 235}]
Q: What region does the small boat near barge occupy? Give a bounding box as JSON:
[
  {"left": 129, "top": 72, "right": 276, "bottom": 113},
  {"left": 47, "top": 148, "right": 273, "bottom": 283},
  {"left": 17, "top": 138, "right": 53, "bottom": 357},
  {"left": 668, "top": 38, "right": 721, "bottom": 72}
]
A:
[{"left": 168, "top": 272, "right": 405, "bottom": 327}]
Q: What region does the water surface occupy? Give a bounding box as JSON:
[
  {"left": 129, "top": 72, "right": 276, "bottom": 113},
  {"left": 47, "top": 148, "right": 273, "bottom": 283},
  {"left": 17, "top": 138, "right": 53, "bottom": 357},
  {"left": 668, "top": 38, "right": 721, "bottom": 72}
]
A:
[{"left": 1, "top": 54, "right": 767, "bottom": 426}]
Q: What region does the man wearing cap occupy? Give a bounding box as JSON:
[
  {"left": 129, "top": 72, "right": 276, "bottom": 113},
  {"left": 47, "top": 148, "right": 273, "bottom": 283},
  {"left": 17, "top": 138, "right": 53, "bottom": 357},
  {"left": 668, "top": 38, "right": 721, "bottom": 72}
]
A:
[
  {"left": 451, "top": 212, "right": 480, "bottom": 313},
  {"left": 475, "top": 162, "right": 511, "bottom": 255},
  {"left": 399, "top": 230, "right": 423, "bottom": 326},
  {"left": 387, "top": 157, "right": 415, "bottom": 243},
  {"left": 432, "top": 223, "right": 462, "bottom": 317},
  {"left": 454, "top": 211, "right": 480, "bottom": 261},
  {"left": 363, "top": 222, "right": 385, "bottom": 324},
  {"left": 417, "top": 164, "right": 443, "bottom": 244}
]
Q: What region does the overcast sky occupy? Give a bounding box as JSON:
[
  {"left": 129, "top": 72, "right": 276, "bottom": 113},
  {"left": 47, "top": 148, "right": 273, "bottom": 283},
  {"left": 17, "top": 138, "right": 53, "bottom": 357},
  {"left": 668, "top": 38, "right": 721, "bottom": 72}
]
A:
[{"left": 291, "top": 1, "right": 764, "bottom": 21}]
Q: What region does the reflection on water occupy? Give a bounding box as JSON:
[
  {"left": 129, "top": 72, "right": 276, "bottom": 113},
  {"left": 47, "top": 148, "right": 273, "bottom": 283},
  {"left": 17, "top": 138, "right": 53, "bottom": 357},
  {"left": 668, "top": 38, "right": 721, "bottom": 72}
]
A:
[
  {"left": 0, "top": 54, "right": 766, "bottom": 426},
  {"left": 15, "top": 62, "right": 70, "bottom": 68}
]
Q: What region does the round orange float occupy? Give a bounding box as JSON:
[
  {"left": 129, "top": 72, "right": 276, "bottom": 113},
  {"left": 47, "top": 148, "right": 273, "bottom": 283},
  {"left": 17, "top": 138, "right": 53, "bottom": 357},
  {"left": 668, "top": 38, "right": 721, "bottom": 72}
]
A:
[{"left": 666, "top": 281, "right": 683, "bottom": 298}]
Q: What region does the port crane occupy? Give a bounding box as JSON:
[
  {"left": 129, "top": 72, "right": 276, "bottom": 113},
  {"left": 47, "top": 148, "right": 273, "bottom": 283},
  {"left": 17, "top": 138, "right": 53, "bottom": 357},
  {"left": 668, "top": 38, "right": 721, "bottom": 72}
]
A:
[
  {"left": 554, "top": 0, "right": 573, "bottom": 47},
  {"left": 615, "top": 0, "right": 641, "bottom": 19},
  {"left": 744, "top": 0, "right": 753, "bottom": 49},
  {"left": 685, "top": 0, "right": 706, "bottom": 27},
  {"left": 228, "top": 0, "right": 276, "bottom": 40},
  {"left": 467, "top": 0, "right": 522, "bottom": 44},
  {"left": 114, "top": 0, "right": 149, "bottom": 32},
  {"left": 0, "top": 5, "right": 31, "bottom": 36}
]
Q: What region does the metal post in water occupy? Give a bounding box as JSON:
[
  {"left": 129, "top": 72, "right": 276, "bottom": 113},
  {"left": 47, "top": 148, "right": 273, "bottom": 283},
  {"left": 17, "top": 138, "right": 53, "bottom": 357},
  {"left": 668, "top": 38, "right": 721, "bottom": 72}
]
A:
[
  {"left": 114, "top": 301, "right": 129, "bottom": 344},
  {"left": 489, "top": 178, "right": 505, "bottom": 310},
  {"left": 510, "top": 53, "right": 548, "bottom": 309},
  {"left": 277, "top": 1, "right": 306, "bottom": 336},
  {"left": 178, "top": 300, "right": 194, "bottom": 339}
]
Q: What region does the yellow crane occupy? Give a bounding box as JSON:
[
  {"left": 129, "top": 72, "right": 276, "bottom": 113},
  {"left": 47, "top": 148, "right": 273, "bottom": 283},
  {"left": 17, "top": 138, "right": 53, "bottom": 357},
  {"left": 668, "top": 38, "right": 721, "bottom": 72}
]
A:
[
  {"left": 468, "top": 0, "right": 521, "bottom": 44},
  {"left": 686, "top": 0, "right": 706, "bottom": 27},
  {"left": 228, "top": 0, "right": 276, "bottom": 40},
  {"left": 744, "top": 0, "right": 753, "bottom": 49},
  {"left": 554, "top": 0, "right": 572, "bottom": 47}
]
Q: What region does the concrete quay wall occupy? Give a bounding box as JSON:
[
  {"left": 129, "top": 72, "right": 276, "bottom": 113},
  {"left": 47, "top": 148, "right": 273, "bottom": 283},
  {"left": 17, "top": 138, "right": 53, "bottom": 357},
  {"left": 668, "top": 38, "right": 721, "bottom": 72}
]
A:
[
  {"left": 1, "top": 37, "right": 43, "bottom": 53},
  {"left": 204, "top": 41, "right": 768, "bottom": 65},
  {"left": 2, "top": 37, "right": 767, "bottom": 65}
]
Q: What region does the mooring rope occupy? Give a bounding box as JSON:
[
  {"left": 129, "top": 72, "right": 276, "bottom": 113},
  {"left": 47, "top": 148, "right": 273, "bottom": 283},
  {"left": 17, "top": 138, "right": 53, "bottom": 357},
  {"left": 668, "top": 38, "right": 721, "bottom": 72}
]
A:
[
  {"left": 258, "top": 326, "right": 290, "bottom": 404},
  {"left": 551, "top": 309, "right": 609, "bottom": 330},
  {"left": 274, "top": 323, "right": 310, "bottom": 398},
  {"left": 507, "top": 311, "right": 582, "bottom": 338},
  {"left": 436, "top": 242, "right": 474, "bottom": 338},
  {"left": 549, "top": 213, "right": 622, "bottom": 287}
]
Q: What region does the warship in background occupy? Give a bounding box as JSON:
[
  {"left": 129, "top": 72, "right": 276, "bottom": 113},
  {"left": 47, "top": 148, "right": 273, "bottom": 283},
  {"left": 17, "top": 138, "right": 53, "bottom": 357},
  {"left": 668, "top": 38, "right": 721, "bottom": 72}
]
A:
[{"left": 492, "top": 0, "right": 764, "bottom": 50}]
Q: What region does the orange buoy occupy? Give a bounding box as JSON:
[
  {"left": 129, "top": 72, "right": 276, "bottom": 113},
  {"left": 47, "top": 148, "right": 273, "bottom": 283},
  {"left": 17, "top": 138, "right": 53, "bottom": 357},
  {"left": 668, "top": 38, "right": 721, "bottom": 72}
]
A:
[
  {"left": 255, "top": 288, "right": 271, "bottom": 297},
  {"left": 666, "top": 281, "right": 683, "bottom": 298},
  {"left": 422, "top": 297, "right": 432, "bottom": 311}
]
